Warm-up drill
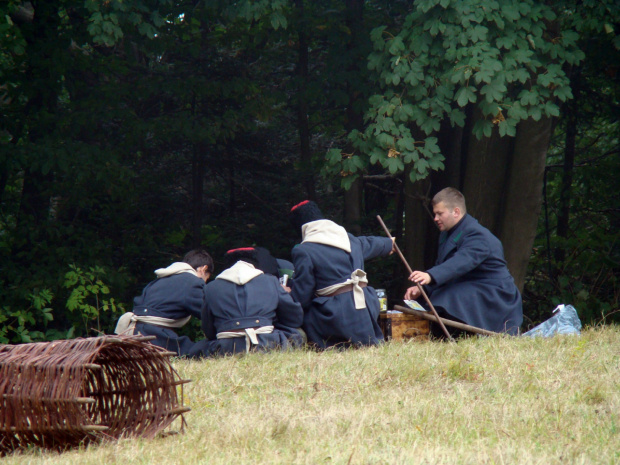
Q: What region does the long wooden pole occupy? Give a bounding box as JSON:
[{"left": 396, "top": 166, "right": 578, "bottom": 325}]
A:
[
  {"left": 376, "top": 215, "right": 453, "bottom": 341},
  {"left": 394, "top": 305, "right": 498, "bottom": 337}
]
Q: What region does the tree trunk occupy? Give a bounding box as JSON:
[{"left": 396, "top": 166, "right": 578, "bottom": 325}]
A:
[
  {"left": 437, "top": 119, "right": 466, "bottom": 190},
  {"left": 555, "top": 67, "right": 581, "bottom": 263},
  {"left": 403, "top": 175, "right": 433, "bottom": 273},
  {"left": 191, "top": 143, "right": 207, "bottom": 248},
  {"left": 343, "top": 178, "right": 363, "bottom": 235},
  {"left": 0, "top": 153, "right": 9, "bottom": 205},
  {"left": 294, "top": 0, "right": 315, "bottom": 200},
  {"left": 499, "top": 117, "right": 555, "bottom": 291},
  {"left": 14, "top": 2, "right": 63, "bottom": 254},
  {"left": 342, "top": 0, "right": 366, "bottom": 233},
  {"left": 462, "top": 111, "right": 515, "bottom": 232}
]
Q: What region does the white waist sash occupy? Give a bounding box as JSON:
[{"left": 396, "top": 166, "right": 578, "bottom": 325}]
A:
[
  {"left": 216, "top": 326, "right": 274, "bottom": 353},
  {"left": 114, "top": 312, "right": 191, "bottom": 335},
  {"left": 315, "top": 269, "right": 368, "bottom": 309}
]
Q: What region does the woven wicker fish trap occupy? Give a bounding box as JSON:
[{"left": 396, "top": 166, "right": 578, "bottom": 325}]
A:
[{"left": 0, "top": 335, "right": 191, "bottom": 455}]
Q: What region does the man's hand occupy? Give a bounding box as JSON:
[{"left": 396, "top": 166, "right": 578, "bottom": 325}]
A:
[
  {"left": 404, "top": 286, "right": 421, "bottom": 300},
  {"left": 389, "top": 237, "right": 396, "bottom": 255},
  {"left": 409, "top": 270, "right": 431, "bottom": 285}
]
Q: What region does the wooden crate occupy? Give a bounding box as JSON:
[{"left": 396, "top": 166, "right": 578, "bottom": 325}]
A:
[{"left": 379, "top": 312, "right": 430, "bottom": 341}]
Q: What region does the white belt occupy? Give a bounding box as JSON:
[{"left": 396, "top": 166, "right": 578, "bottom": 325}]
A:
[
  {"left": 316, "top": 269, "right": 368, "bottom": 309},
  {"left": 114, "top": 312, "right": 191, "bottom": 335},
  {"left": 216, "top": 326, "right": 274, "bottom": 353}
]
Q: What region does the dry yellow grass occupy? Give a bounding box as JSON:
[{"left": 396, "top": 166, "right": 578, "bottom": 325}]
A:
[{"left": 4, "top": 325, "right": 619, "bottom": 464}]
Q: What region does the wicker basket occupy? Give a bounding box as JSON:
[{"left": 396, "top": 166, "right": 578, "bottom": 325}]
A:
[{"left": 0, "top": 335, "right": 190, "bottom": 454}]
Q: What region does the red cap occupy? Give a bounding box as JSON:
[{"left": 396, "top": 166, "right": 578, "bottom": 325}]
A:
[
  {"left": 290, "top": 200, "right": 310, "bottom": 212},
  {"left": 226, "top": 247, "right": 255, "bottom": 254}
]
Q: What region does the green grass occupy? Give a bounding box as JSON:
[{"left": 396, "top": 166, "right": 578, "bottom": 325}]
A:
[{"left": 4, "top": 326, "right": 620, "bottom": 464}]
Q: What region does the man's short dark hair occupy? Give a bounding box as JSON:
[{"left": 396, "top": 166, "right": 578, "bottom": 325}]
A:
[
  {"left": 432, "top": 187, "right": 467, "bottom": 214},
  {"left": 183, "top": 249, "right": 214, "bottom": 273}
]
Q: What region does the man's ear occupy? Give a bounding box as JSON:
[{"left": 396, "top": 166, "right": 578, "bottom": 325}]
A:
[{"left": 453, "top": 207, "right": 461, "bottom": 217}]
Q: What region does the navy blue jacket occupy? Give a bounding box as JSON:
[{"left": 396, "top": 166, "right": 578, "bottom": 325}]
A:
[
  {"left": 425, "top": 214, "right": 523, "bottom": 334},
  {"left": 201, "top": 273, "right": 304, "bottom": 355},
  {"left": 132, "top": 272, "right": 211, "bottom": 358},
  {"left": 291, "top": 235, "right": 393, "bottom": 348}
]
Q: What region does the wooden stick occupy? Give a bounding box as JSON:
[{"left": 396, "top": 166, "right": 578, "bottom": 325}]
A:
[
  {"left": 376, "top": 215, "right": 453, "bottom": 341},
  {"left": 394, "top": 305, "right": 499, "bottom": 337},
  {"left": 131, "top": 335, "right": 157, "bottom": 342},
  {"left": 4, "top": 424, "right": 110, "bottom": 433},
  {"left": 2, "top": 395, "right": 96, "bottom": 404},
  {"left": 164, "top": 406, "right": 192, "bottom": 416}
]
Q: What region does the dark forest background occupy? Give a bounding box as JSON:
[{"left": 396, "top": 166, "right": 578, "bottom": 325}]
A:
[{"left": 1, "top": 0, "right": 618, "bottom": 343}]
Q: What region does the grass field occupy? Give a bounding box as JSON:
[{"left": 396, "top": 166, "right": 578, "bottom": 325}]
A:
[{"left": 3, "top": 326, "right": 619, "bottom": 465}]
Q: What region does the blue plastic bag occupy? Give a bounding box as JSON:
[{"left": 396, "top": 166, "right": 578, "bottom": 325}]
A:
[{"left": 523, "top": 304, "right": 582, "bottom": 337}]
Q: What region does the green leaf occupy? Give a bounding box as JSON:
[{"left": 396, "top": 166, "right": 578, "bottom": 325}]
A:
[
  {"left": 507, "top": 102, "right": 528, "bottom": 120},
  {"left": 370, "top": 26, "right": 387, "bottom": 49},
  {"left": 341, "top": 175, "right": 359, "bottom": 191},
  {"left": 368, "top": 52, "right": 384, "bottom": 70},
  {"left": 472, "top": 120, "right": 493, "bottom": 139},
  {"left": 470, "top": 25, "right": 488, "bottom": 43},
  {"left": 397, "top": 137, "right": 416, "bottom": 152},
  {"left": 544, "top": 102, "right": 560, "bottom": 117},
  {"left": 388, "top": 36, "right": 405, "bottom": 55},
  {"left": 529, "top": 106, "right": 542, "bottom": 121},
  {"left": 480, "top": 80, "right": 506, "bottom": 103},
  {"left": 502, "top": 5, "right": 520, "bottom": 21},
  {"left": 377, "top": 132, "right": 394, "bottom": 147},
  {"left": 270, "top": 11, "right": 287, "bottom": 30},
  {"left": 553, "top": 85, "right": 573, "bottom": 102},
  {"left": 496, "top": 36, "right": 514, "bottom": 50},
  {"left": 514, "top": 68, "right": 530, "bottom": 83},
  {"left": 519, "top": 90, "right": 538, "bottom": 106},
  {"left": 456, "top": 87, "right": 476, "bottom": 107},
  {"left": 402, "top": 149, "right": 420, "bottom": 164},
  {"left": 427, "top": 156, "right": 445, "bottom": 171},
  {"left": 385, "top": 157, "right": 404, "bottom": 174},
  {"left": 449, "top": 109, "right": 466, "bottom": 127},
  {"left": 420, "top": 117, "right": 440, "bottom": 135},
  {"left": 416, "top": 158, "right": 429, "bottom": 174},
  {"left": 493, "top": 14, "right": 505, "bottom": 30},
  {"left": 498, "top": 120, "right": 516, "bottom": 137},
  {"left": 326, "top": 148, "right": 343, "bottom": 164},
  {"left": 474, "top": 67, "right": 495, "bottom": 85}
]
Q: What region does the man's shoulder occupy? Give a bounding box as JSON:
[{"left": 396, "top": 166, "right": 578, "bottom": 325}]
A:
[
  {"left": 460, "top": 215, "right": 493, "bottom": 236},
  {"left": 204, "top": 278, "right": 232, "bottom": 297},
  {"left": 155, "top": 272, "right": 200, "bottom": 286},
  {"left": 458, "top": 215, "right": 503, "bottom": 250},
  {"left": 293, "top": 241, "right": 331, "bottom": 255},
  {"left": 252, "top": 273, "right": 279, "bottom": 285}
]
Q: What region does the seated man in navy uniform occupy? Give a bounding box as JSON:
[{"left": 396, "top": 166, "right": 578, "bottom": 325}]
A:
[
  {"left": 289, "top": 200, "right": 395, "bottom": 349},
  {"left": 115, "top": 249, "right": 213, "bottom": 357},
  {"left": 201, "top": 247, "right": 305, "bottom": 355},
  {"left": 405, "top": 187, "right": 523, "bottom": 335}
]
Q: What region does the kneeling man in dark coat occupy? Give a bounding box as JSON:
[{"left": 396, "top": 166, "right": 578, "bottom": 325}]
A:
[
  {"left": 115, "top": 249, "right": 213, "bottom": 357},
  {"left": 201, "top": 248, "right": 305, "bottom": 355},
  {"left": 289, "top": 200, "right": 395, "bottom": 349},
  {"left": 404, "top": 187, "right": 523, "bottom": 335}
]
